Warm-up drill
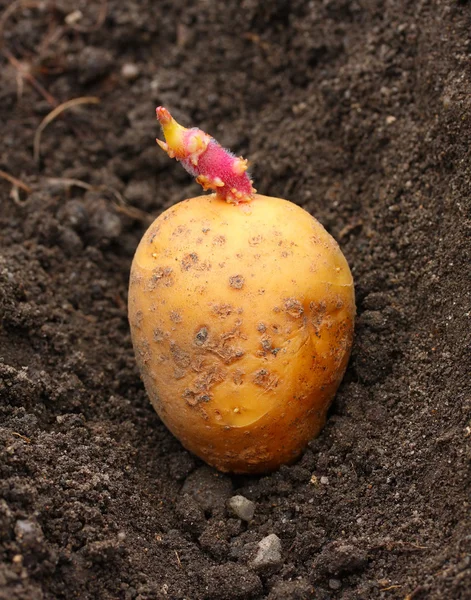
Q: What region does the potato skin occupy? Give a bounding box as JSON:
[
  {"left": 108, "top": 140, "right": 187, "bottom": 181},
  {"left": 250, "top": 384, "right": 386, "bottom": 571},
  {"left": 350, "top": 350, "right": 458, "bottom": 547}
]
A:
[{"left": 128, "top": 194, "right": 355, "bottom": 473}]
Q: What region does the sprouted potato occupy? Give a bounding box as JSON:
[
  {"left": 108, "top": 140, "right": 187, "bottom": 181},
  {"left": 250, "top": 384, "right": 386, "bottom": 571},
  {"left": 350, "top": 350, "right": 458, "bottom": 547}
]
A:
[{"left": 128, "top": 109, "right": 355, "bottom": 473}]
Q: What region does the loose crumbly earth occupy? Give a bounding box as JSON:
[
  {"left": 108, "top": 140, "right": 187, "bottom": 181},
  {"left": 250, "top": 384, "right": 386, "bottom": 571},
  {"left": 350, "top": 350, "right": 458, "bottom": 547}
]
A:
[{"left": 0, "top": 1, "right": 470, "bottom": 599}]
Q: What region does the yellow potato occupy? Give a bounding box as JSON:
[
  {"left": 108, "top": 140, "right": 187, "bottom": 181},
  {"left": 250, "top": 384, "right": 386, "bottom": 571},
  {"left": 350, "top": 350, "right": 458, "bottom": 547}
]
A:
[{"left": 128, "top": 193, "right": 355, "bottom": 473}]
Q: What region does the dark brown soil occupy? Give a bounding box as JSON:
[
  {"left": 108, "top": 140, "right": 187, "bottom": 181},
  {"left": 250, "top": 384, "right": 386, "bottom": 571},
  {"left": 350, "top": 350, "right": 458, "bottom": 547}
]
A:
[{"left": 1, "top": 1, "right": 470, "bottom": 599}]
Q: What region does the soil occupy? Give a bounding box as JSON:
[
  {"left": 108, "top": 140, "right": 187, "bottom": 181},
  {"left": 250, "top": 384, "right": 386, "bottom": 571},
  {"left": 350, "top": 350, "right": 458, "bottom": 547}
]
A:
[{"left": 1, "top": 1, "right": 470, "bottom": 599}]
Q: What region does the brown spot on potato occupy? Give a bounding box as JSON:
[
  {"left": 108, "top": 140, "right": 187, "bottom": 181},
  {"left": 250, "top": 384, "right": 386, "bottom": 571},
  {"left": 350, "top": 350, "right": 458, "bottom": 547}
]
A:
[
  {"left": 181, "top": 253, "right": 198, "bottom": 270},
  {"left": 172, "top": 224, "right": 189, "bottom": 236},
  {"left": 153, "top": 328, "right": 165, "bottom": 343},
  {"left": 261, "top": 335, "right": 273, "bottom": 352},
  {"left": 229, "top": 275, "right": 244, "bottom": 289},
  {"left": 257, "top": 322, "right": 267, "bottom": 332},
  {"left": 211, "top": 321, "right": 245, "bottom": 364},
  {"left": 133, "top": 310, "right": 143, "bottom": 330},
  {"left": 146, "top": 224, "right": 160, "bottom": 243},
  {"left": 136, "top": 340, "right": 152, "bottom": 366},
  {"left": 170, "top": 311, "right": 182, "bottom": 323},
  {"left": 212, "top": 235, "right": 226, "bottom": 246},
  {"left": 249, "top": 235, "right": 263, "bottom": 246},
  {"left": 284, "top": 298, "right": 304, "bottom": 318},
  {"left": 181, "top": 253, "right": 211, "bottom": 271},
  {"left": 253, "top": 369, "right": 279, "bottom": 391},
  {"left": 183, "top": 390, "right": 199, "bottom": 407},
  {"left": 145, "top": 267, "right": 174, "bottom": 291},
  {"left": 310, "top": 300, "right": 327, "bottom": 333},
  {"left": 191, "top": 355, "right": 205, "bottom": 373},
  {"left": 194, "top": 321, "right": 246, "bottom": 365},
  {"left": 183, "top": 365, "right": 227, "bottom": 406},
  {"left": 212, "top": 303, "right": 234, "bottom": 319},
  {"left": 170, "top": 342, "right": 191, "bottom": 369},
  {"left": 208, "top": 342, "right": 245, "bottom": 365},
  {"left": 195, "top": 327, "right": 208, "bottom": 345}
]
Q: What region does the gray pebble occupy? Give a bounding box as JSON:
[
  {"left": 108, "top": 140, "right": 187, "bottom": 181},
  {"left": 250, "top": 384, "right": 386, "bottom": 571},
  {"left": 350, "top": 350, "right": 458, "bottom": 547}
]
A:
[
  {"left": 121, "top": 63, "right": 140, "bottom": 81},
  {"left": 227, "top": 495, "right": 255, "bottom": 522},
  {"left": 14, "top": 519, "right": 44, "bottom": 550},
  {"left": 251, "top": 534, "right": 282, "bottom": 573}
]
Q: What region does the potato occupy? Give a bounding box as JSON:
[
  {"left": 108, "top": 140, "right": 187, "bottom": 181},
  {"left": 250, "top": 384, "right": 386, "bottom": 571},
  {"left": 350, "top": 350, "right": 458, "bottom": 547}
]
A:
[{"left": 128, "top": 193, "right": 355, "bottom": 473}]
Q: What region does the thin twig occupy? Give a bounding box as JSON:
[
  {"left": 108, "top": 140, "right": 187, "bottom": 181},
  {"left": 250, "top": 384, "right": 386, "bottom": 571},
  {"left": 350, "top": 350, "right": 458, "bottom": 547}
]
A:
[
  {"left": 339, "top": 220, "right": 363, "bottom": 240},
  {"left": 0, "top": 169, "right": 32, "bottom": 194},
  {"left": 46, "top": 177, "right": 93, "bottom": 191},
  {"left": 33, "top": 97, "right": 100, "bottom": 163},
  {"left": 113, "top": 203, "right": 153, "bottom": 222},
  {"left": 380, "top": 585, "right": 401, "bottom": 591},
  {"left": 12, "top": 432, "right": 31, "bottom": 443}
]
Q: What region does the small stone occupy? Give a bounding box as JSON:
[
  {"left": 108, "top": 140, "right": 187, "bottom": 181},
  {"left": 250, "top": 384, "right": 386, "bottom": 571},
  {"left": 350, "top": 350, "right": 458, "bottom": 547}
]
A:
[
  {"left": 65, "top": 10, "right": 82, "bottom": 25},
  {"left": 385, "top": 115, "right": 397, "bottom": 125},
  {"left": 14, "top": 519, "right": 44, "bottom": 550},
  {"left": 329, "top": 579, "right": 341, "bottom": 590},
  {"left": 251, "top": 534, "right": 282, "bottom": 573},
  {"left": 320, "top": 476, "right": 329, "bottom": 485},
  {"left": 121, "top": 63, "right": 140, "bottom": 81},
  {"left": 227, "top": 495, "right": 255, "bottom": 522}
]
